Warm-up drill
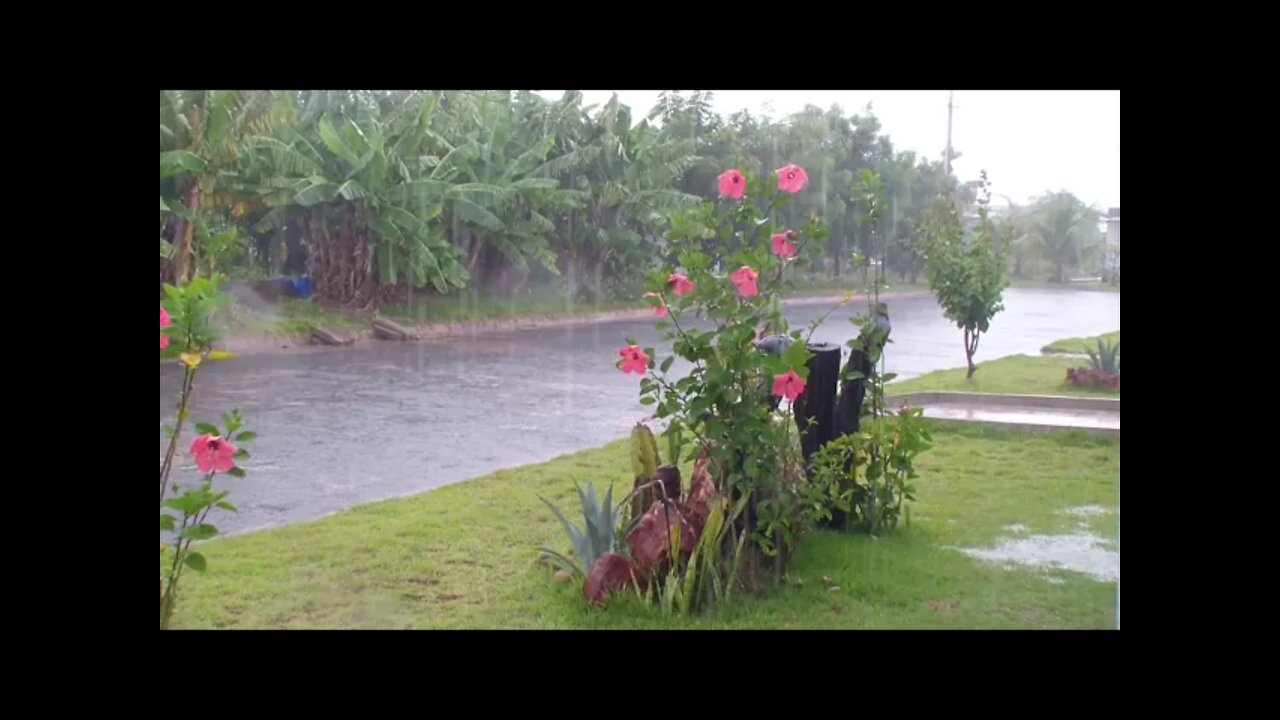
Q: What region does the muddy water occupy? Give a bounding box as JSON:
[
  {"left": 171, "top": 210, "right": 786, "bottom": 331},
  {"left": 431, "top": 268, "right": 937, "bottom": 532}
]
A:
[{"left": 160, "top": 288, "right": 1119, "bottom": 535}]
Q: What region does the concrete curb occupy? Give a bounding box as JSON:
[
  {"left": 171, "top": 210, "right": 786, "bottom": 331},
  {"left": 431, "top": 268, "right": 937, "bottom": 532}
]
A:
[{"left": 885, "top": 391, "right": 1119, "bottom": 413}]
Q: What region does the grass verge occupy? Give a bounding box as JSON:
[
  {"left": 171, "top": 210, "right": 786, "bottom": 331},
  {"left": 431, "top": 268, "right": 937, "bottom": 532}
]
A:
[
  {"left": 223, "top": 278, "right": 1115, "bottom": 341},
  {"left": 224, "top": 298, "right": 363, "bottom": 338},
  {"left": 887, "top": 354, "right": 1119, "bottom": 398},
  {"left": 165, "top": 422, "right": 1118, "bottom": 630},
  {"left": 1041, "top": 331, "right": 1120, "bottom": 355}
]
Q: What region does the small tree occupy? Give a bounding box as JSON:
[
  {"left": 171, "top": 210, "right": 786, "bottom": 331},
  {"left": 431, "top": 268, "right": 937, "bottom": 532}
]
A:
[{"left": 916, "top": 171, "right": 1009, "bottom": 378}]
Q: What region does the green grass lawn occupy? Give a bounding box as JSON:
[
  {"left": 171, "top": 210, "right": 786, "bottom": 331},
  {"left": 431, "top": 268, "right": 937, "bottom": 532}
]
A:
[
  {"left": 224, "top": 298, "right": 364, "bottom": 338},
  {"left": 165, "top": 421, "right": 1118, "bottom": 630},
  {"left": 888, "top": 354, "right": 1118, "bottom": 398},
  {"left": 379, "top": 288, "right": 638, "bottom": 325},
  {"left": 1041, "top": 331, "right": 1120, "bottom": 355}
]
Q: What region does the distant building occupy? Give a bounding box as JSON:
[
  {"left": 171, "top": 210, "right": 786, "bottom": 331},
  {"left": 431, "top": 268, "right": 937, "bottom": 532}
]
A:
[{"left": 1105, "top": 207, "right": 1120, "bottom": 249}]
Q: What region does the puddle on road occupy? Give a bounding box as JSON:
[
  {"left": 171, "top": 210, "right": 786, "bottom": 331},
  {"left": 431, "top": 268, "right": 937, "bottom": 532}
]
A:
[{"left": 953, "top": 506, "right": 1119, "bottom": 582}]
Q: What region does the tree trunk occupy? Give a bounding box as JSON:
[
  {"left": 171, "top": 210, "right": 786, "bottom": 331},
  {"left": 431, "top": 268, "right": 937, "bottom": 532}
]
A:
[
  {"left": 591, "top": 257, "right": 605, "bottom": 301},
  {"left": 964, "top": 327, "right": 978, "bottom": 379},
  {"left": 467, "top": 235, "right": 486, "bottom": 279},
  {"left": 169, "top": 180, "right": 202, "bottom": 284},
  {"left": 565, "top": 253, "right": 580, "bottom": 299}
]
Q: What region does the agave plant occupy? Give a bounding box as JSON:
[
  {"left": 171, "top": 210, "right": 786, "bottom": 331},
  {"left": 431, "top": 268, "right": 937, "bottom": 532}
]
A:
[
  {"left": 538, "top": 481, "right": 622, "bottom": 579},
  {"left": 1085, "top": 338, "right": 1120, "bottom": 375}
]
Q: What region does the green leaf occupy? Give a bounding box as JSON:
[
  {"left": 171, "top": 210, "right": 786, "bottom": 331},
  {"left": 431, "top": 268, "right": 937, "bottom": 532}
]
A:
[
  {"left": 660, "top": 356, "right": 675, "bottom": 373},
  {"left": 160, "top": 150, "right": 207, "bottom": 178},
  {"left": 452, "top": 197, "right": 503, "bottom": 232},
  {"left": 194, "top": 422, "right": 219, "bottom": 436},
  {"left": 184, "top": 552, "right": 207, "bottom": 572},
  {"left": 317, "top": 115, "right": 363, "bottom": 168},
  {"left": 160, "top": 514, "right": 176, "bottom": 531},
  {"left": 207, "top": 350, "right": 237, "bottom": 360},
  {"left": 640, "top": 397, "right": 657, "bottom": 405},
  {"left": 233, "top": 448, "right": 250, "bottom": 460},
  {"left": 184, "top": 523, "right": 219, "bottom": 541},
  {"left": 881, "top": 372, "right": 899, "bottom": 383},
  {"left": 160, "top": 197, "right": 170, "bottom": 212},
  {"left": 215, "top": 501, "right": 238, "bottom": 513},
  {"left": 234, "top": 431, "right": 257, "bottom": 442},
  {"left": 293, "top": 180, "right": 338, "bottom": 207},
  {"left": 163, "top": 492, "right": 212, "bottom": 515},
  {"left": 226, "top": 467, "right": 247, "bottom": 478}
]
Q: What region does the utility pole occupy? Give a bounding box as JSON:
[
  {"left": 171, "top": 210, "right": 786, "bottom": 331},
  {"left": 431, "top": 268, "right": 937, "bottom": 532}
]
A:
[{"left": 945, "top": 90, "right": 955, "bottom": 178}]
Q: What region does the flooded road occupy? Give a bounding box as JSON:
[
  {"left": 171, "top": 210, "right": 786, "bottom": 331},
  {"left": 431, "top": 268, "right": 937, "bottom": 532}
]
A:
[{"left": 160, "top": 288, "right": 1119, "bottom": 535}]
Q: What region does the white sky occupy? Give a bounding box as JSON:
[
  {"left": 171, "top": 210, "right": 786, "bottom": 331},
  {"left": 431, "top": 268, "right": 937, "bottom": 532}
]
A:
[{"left": 535, "top": 90, "right": 1120, "bottom": 211}]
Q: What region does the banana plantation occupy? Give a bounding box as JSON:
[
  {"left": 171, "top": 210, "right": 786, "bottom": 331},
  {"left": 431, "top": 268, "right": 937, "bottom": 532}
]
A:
[{"left": 160, "top": 90, "right": 974, "bottom": 308}]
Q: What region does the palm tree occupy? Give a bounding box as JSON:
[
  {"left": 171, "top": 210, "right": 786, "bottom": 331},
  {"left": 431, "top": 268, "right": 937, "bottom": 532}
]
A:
[{"left": 1029, "top": 192, "right": 1101, "bottom": 282}]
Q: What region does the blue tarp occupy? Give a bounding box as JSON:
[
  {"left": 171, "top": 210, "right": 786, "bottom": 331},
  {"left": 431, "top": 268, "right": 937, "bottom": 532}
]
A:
[{"left": 286, "top": 276, "right": 313, "bottom": 298}]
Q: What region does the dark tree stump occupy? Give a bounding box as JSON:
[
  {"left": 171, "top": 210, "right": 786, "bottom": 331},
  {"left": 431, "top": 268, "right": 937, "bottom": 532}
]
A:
[
  {"left": 834, "top": 346, "right": 873, "bottom": 438},
  {"left": 793, "top": 342, "right": 841, "bottom": 467}
]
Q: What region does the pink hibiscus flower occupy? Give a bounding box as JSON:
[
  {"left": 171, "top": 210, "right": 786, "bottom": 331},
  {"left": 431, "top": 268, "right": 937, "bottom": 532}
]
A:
[
  {"left": 618, "top": 345, "right": 650, "bottom": 375},
  {"left": 189, "top": 434, "right": 238, "bottom": 474},
  {"left": 717, "top": 169, "right": 746, "bottom": 200},
  {"left": 643, "top": 291, "right": 667, "bottom": 318},
  {"left": 771, "top": 231, "right": 798, "bottom": 259},
  {"left": 730, "top": 266, "right": 759, "bottom": 298},
  {"left": 161, "top": 305, "right": 172, "bottom": 349},
  {"left": 774, "top": 164, "right": 808, "bottom": 194},
  {"left": 667, "top": 273, "right": 695, "bottom": 296},
  {"left": 772, "top": 369, "right": 806, "bottom": 402}
]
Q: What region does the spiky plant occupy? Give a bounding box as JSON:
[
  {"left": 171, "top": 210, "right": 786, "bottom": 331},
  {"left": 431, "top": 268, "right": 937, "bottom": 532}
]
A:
[
  {"left": 537, "top": 481, "right": 621, "bottom": 579},
  {"left": 1085, "top": 338, "right": 1120, "bottom": 375}
]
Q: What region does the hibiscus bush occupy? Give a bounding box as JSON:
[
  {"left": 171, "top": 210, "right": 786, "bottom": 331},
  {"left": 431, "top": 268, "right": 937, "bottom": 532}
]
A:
[
  {"left": 160, "top": 274, "right": 254, "bottom": 629},
  {"left": 616, "top": 163, "right": 833, "bottom": 593}
]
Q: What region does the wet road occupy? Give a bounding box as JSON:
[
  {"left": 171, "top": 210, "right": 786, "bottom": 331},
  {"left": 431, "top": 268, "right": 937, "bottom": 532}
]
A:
[{"left": 160, "top": 288, "right": 1119, "bottom": 535}]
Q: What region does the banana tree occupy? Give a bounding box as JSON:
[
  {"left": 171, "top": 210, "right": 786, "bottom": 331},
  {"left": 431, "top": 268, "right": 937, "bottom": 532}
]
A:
[
  {"left": 238, "top": 91, "right": 468, "bottom": 305},
  {"left": 425, "top": 91, "right": 574, "bottom": 289},
  {"left": 160, "top": 90, "right": 272, "bottom": 283},
  {"left": 539, "top": 94, "right": 701, "bottom": 299}
]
